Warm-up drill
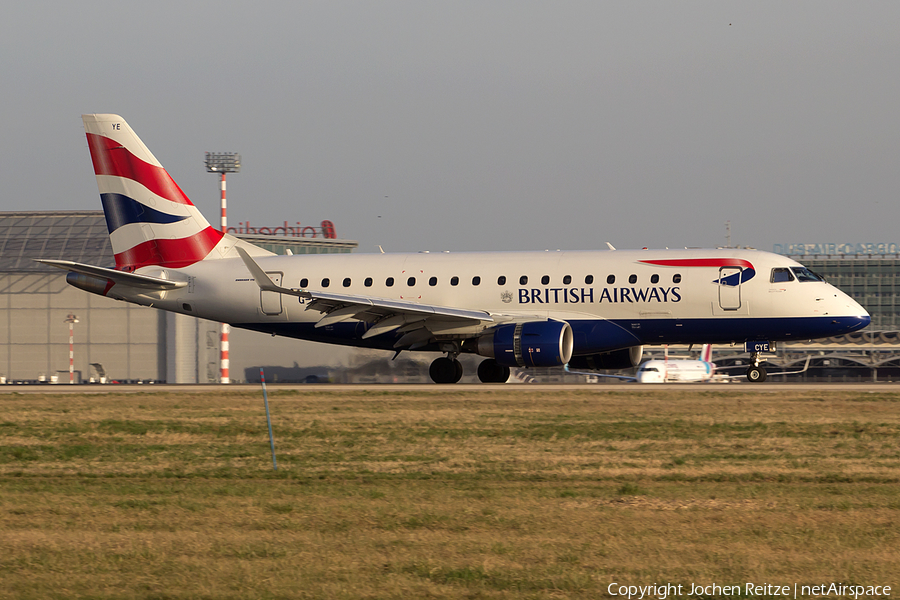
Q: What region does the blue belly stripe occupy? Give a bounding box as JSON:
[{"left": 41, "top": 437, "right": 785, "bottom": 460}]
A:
[{"left": 230, "top": 315, "right": 870, "bottom": 355}]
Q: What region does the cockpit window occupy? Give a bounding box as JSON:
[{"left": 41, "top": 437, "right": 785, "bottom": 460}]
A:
[
  {"left": 770, "top": 268, "right": 794, "bottom": 283},
  {"left": 640, "top": 366, "right": 659, "bottom": 372},
  {"left": 790, "top": 266, "right": 825, "bottom": 282}
]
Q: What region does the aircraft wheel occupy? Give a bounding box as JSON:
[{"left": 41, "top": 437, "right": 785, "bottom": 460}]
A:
[
  {"left": 453, "top": 359, "right": 464, "bottom": 382},
  {"left": 477, "top": 359, "right": 510, "bottom": 383},
  {"left": 430, "top": 357, "right": 463, "bottom": 384},
  {"left": 746, "top": 365, "right": 767, "bottom": 383}
]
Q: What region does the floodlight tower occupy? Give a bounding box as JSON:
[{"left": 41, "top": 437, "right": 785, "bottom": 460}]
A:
[
  {"left": 205, "top": 152, "right": 241, "bottom": 384},
  {"left": 64, "top": 314, "right": 79, "bottom": 384}
]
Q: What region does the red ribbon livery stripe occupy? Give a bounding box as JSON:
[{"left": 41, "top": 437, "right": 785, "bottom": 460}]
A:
[{"left": 86, "top": 133, "right": 192, "bottom": 206}]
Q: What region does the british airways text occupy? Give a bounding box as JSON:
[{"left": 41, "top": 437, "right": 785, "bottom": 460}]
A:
[{"left": 518, "top": 287, "right": 682, "bottom": 304}]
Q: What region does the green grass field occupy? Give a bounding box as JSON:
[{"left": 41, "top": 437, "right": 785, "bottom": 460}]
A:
[{"left": 1, "top": 388, "right": 898, "bottom": 599}]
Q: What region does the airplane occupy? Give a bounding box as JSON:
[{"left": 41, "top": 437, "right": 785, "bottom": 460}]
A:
[
  {"left": 626, "top": 345, "right": 811, "bottom": 383},
  {"left": 566, "top": 344, "right": 720, "bottom": 383},
  {"left": 39, "top": 114, "right": 870, "bottom": 384},
  {"left": 636, "top": 344, "right": 718, "bottom": 383}
]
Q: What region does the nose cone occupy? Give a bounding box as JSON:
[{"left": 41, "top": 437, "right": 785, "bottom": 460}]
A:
[
  {"left": 845, "top": 313, "right": 871, "bottom": 333},
  {"left": 832, "top": 294, "right": 870, "bottom": 334},
  {"left": 850, "top": 311, "right": 871, "bottom": 331},
  {"left": 636, "top": 370, "right": 662, "bottom": 383}
]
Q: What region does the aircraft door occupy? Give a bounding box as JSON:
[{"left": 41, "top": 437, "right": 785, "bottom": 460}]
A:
[
  {"left": 260, "top": 272, "right": 283, "bottom": 315},
  {"left": 717, "top": 266, "right": 741, "bottom": 310}
]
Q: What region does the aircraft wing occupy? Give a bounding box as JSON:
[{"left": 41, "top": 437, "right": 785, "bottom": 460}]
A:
[
  {"left": 36, "top": 259, "right": 187, "bottom": 290},
  {"left": 237, "top": 248, "right": 503, "bottom": 349},
  {"left": 714, "top": 356, "right": 812, "bottom": 380},
  {"left": 563, "top": 365, "right": 636, "bottom": 381}
]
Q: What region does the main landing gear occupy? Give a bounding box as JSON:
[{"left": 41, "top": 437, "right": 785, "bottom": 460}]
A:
[
  {"left": 429, "top": 356, "right": 463, "bottom": 384},
  {"left": 428, "top": 355, "right": 512, "bottom": 384},
  {"left": 477, "top": 359, "right": 510, "bottom": 384},
  {"left": 746, "top": 352, "right": 767, "bottom": 383}
]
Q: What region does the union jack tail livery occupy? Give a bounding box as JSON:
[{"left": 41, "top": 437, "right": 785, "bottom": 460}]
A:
[{"left": 82, "top": 114, "right": 256, "bottom": 271}]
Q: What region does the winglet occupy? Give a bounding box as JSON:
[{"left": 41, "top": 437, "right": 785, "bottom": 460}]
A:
[{"left": 236, "top": 247, "right": 282, "bottom": 292}]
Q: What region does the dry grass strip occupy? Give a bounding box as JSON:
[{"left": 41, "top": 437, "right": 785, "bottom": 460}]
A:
[{"left": 0, "top": 388, "right": 898, "bottom": 598}]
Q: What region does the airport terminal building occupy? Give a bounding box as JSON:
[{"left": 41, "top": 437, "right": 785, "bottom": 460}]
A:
[{"left": 0, "top": 211, "right": 357, "bottom": 383}]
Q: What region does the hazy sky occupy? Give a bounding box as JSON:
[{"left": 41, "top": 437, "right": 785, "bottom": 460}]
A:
[{"left": 3, "top": 1, "right": 899, "bottom": 254}]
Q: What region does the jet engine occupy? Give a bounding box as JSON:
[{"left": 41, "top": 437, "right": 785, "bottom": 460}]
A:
[
  {"left": 567, "top": 346, "right": 643, "bottom": 370},
  {"left": 473, "top": 321, "right": 574, "bottom": 368}
]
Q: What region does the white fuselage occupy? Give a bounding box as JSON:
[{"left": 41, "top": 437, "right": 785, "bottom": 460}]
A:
[
  {"left": 636, "top": 359, "right": 714, "bottom": 383},
  {"left": 106, "top": 247, "right": 868, "bottom": 356}
]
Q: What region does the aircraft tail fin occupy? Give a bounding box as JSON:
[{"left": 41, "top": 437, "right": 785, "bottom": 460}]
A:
[
  {"left": 700, "top": 344, "right": 713, "bottom": 363},
  {"left": 82, "top": 114, "right": 269, "bottom": 271}
]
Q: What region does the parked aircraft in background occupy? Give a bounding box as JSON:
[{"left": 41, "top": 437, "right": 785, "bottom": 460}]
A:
[
  {"left": 631, "top": 345, "right": 810, "bottom": 383},
  {"left": 635, "top": 344, "right": 717, "bottom": 383},
  {"left": 40, "top": 115, "right": 870, "bottom": 383}
]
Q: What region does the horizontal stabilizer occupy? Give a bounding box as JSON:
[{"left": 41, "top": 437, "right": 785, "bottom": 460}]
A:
[{"left": 36, "top": 259, "right": 187, "bottom": 290}]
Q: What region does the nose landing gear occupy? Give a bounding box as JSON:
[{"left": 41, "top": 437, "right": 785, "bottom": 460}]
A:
[{"left": 746, "top": 352, "right": 767, "bottom": 382}]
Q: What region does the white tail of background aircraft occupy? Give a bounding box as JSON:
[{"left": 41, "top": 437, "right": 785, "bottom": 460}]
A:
[{"left": 40, "top": 114, "right": 871, "bottom": 384}]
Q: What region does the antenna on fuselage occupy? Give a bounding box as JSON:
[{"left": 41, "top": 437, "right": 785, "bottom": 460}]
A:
[{"left": 606, "top": 242, "right": 616, "bottom": 250}]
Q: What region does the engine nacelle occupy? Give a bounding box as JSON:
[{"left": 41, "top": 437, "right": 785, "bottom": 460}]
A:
[
  {"left": 567, "top": 346, "right": 643, "bottom": 370},
  {"left": 475, "top": 321, "right": 574, "bottom": 368}
]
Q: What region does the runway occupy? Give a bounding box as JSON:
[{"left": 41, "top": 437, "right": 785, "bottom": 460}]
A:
[{"left": 0, "top": 382, "right": 896, "bottom": 394}]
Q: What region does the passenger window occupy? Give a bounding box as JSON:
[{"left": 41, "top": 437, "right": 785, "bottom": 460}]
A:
[
  {"left": 342, "top": 278, "right": 351, "bottom": 287},
  {"left": 498, "top": 275, "right": 506, "bottom": 285},
  {"left": 321, "top": 278, "right": 330, "bottom": 288},
  {"left": 673, "top": 274, "right": 681, "bottom": 284},
  {"left": 364, "top": 277, "right": 373, "bottom": 287},
  {"left": 541, "top": 275, "right": 550, "bottom": 285},
  {"left": 386, "top": 277, "right": 394, "bottom": 287},
  {"left": 300, "top": 278, "right": 308, "bottom": 288},
  {"left": 628, "top": 274, "right": 637, "bottom": 284},
  {"left": 519, "top": 275, "right": 528, "bottom": 285},
  {"left": 407, "top": 277, "right": 416, "bottom": 286},
  {"left": 563, "top": 275, "right": 572, "bottom": 285},
  {"left": 607, "top": 274, "right": 615, "bottom": 284},
  {"left": 429, "top": 276, "right": 437, "bottom": 286},
  {"left": 650, "top": 274, "right": 659, "bottom": 284},
  {"left": 472, "top": 276, "right": 481, "bottom": 286},
  {"left": 451, "top": 276, "right": 459, "bottom": 286},
  {"left": 771, "top": 268, "right": 794, "bottom": 283},
  {"left": 585, "top": 275, "right": 594, "bottom": 284}
]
